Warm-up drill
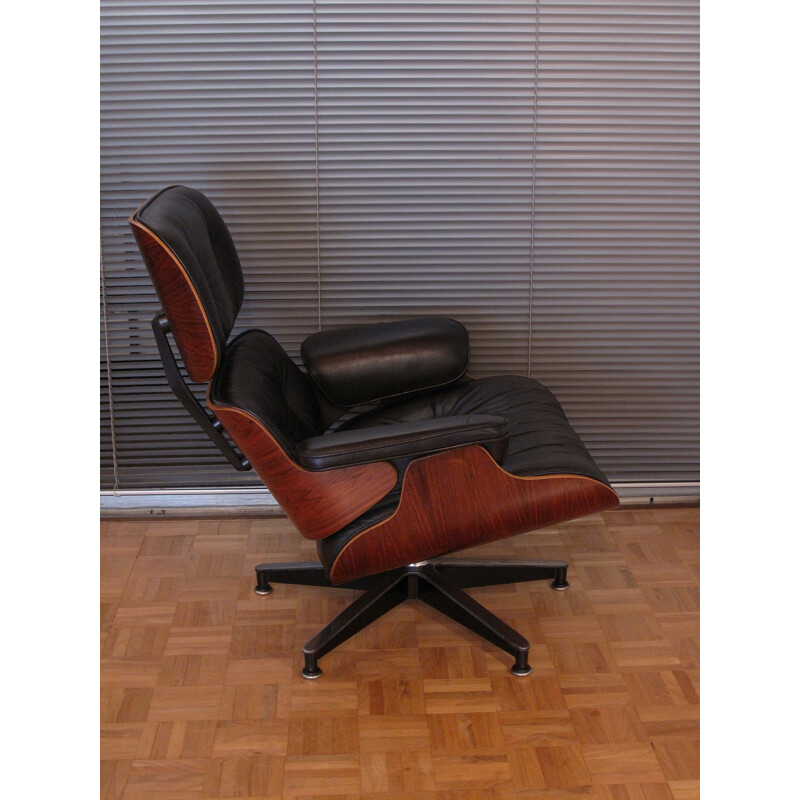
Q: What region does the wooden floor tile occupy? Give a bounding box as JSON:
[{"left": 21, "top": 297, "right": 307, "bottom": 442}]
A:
[
  {"left": 499, "top": 710, "right": 578, "bottom": 747},
  {"left": 532, "top": 744, "right": 593, "bottom": 788},
  {"left": 548, "top": 642, "right": 617, "bottom": 675},
  {"left": 559, "top": 674, "right": 630, "bottom": 710},
  {"left": 581, "top": 745, "right": 665, "bottom": 785},
  {"left": 541, "top": 616, "right": 606, "bottom": 644},
  {"left": 432, "top": 752, "right": 514, "bottom": 791},
  {"left": 360, "top": 749, "right": 436, "bottom": 792},
  {"left": 639, "top": 705, "right": 699, "bottom": 741},
  {"left": 124, "top": 758, "right": 208, "bottom": 799},
  {"left": 136, "top": 720, "right": 217, "bottom": 760},
  {"left": 651, "top": 740, "right": 700, "bottom": 781},
  {"left": 147, "top": 686, "right": 223, "bottom": 721},
  {"left": 569, "top": 705, "right": 649, "bottom": 744},
  {"left": 418, "top": 645, "right": 489, "bottom": 679},
  {"left": 358, "top": 677, "right": 426, "bottom": 716},
  {"left": 157, "top": 654, "right": 228, "bottom": 687},
  {"left": 203, "top": 753, "right": 284, "bottom": 798},
  {"left": 218, "top": 684, "right": 285, "bottom": 721},
  {"left": 423, "top": 678, "right": 498, "bottom": 714},
  {"left": 103, "top": 627, "right": 171, "bottom": 660},
  {"left": 594, "top": 785, "right": 675, "bottom": 800},
  {"left": 608, "top": 641, "right": 682, "bottom": 672},
  {"left": 668, "top": 778, "right": 700, "bottom": 799},
  {"left": 101, "top": 724, "right": 146, "bottom": 760},
  {"left": 287, "top": 716, "right": 359, "bottom": 756},
  {"left": 101, "top": 687, "right": 154, "bottom": 723},
  {"left": 99, "top": 507, "right": 699, "bottom": 799},
  {"left": 213, "top": 719, "right": 289, "bottom": 757},
  {"left": 428, "top": 711, "right": 505, "bottom": 752},
  {"left": 281, "top": 755, "right": 361, "bottom": 796},
  {"left": 101, "top": 759, "right": 132, "bottom": 800},
  {"left": 357, "top": 714, "right": 431, "bottom": 752}
]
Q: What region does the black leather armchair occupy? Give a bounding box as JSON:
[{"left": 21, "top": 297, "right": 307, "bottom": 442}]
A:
[{"left": 130, "top": 185, "right": 619, "bottom": 678}]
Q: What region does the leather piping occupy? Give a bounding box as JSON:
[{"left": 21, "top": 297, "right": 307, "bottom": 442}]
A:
[
  {"left": 128, "top": 212, "right": 219, "bottom": 381},
  {"left": 329, "top": 447, "right": 619, "bottom": 581}
]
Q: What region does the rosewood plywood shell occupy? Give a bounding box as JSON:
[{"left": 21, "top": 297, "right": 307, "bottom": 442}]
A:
[
  {"left": 330, "top": 445, "right": 619, "bottom": 583},
  {"left": 129, "top": 218, "right": 218, "bottom": 383},
  {"left": 208, "top": 401, "right": 397, "bottom": 540}
]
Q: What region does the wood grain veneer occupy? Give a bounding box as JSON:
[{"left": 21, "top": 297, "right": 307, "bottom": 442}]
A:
[
  {"left": 129, "top": 217, "right": 218, "bottom": 383},
  {"left": 330, "top": 445, "right": 619, "bottom": 584},
  {"left": 207, "top": 400, "right": 397, "bottom": 540}
]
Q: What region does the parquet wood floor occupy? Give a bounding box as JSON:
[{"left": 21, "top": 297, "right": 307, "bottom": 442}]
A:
[{"left": 101, "top": 507, "right": 699, "bottom": 799}]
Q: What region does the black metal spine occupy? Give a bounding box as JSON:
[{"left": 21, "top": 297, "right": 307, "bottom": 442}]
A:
[{"left": 151, "top": 313, "right": 251, "bottom": 471}]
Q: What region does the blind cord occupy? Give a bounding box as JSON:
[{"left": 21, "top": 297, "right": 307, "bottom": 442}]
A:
[
  {"left": 312, "top": 0, "right": 322, "bottom": 332},
  {"left": 100, "top": 238, "right": 121, "bottom": 494},
  {"left": 527, "top": 0, "right": 540, "bottom": 379}
]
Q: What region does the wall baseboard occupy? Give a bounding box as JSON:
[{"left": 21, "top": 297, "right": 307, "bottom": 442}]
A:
[{"left": 100, "top": 482, "right": 698, "bottom": 518}]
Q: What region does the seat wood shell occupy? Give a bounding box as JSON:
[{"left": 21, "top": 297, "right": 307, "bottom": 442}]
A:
[{"left": 329, "top": 445, "right": 618, "bottom": 583}]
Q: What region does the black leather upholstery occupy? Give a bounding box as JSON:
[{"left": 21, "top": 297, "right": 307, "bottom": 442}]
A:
[
  {"left": 209, "top": 329, "right": 323, "bottom": 456},
  {"left": 133, "top": 185, "right": 244, "bottom": 361},
  {"left": 316, "top": 375, "right": 612, "bottom": 572},
  {"left": 341, "top": 375, "right": 608, "bottom": 483},
  {"left": 296, "top": 414, "right": 508, "bottom": 470},
  {"left": 301, "top": 317, "right": 470, "bottom": 407}
]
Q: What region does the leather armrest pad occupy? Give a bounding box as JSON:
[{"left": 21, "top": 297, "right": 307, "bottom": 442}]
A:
[
  {"left": 296, "top": 414, "right": 508, "bottom": 470},
  {"left": 301, "top": 317, "right": 470, "bottom": 407}
]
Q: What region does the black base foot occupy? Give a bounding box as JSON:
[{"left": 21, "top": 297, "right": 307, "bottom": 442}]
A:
[
  {"left": 510, "top": 650, "right": 532, "bottom": 676},
  {"left": 301, "top": 665, "right": 323, "bottom": 680},
  {"left": 253, "top": 558, "right": 569, "bottom": 679},
  {"left": 550, "top": 566, "right": 570, "bottom": 591}
]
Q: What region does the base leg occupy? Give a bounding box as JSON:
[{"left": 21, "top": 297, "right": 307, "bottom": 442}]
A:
[
  {"left": 254, "top": 561, "right": 383, "bottom": 594},
  {"left": 301, "top": 570, "right": 408, "bottom": 678},
  {"left": 254, "top": 562, "right": 330, "bottom": 594},
  {"left": 432, "top": 558, "right": 569, "bottom": 589},
  {"left": 416, "top": 566, "right": 532, "bottom": 677}
]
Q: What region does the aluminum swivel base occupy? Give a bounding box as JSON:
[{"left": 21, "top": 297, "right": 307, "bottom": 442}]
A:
[{"left": 254, "top": 558, "right": 570, "bottom": 678}]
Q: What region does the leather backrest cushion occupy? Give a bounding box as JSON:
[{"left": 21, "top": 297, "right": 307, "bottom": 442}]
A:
[
  {"left": 301, "top": 317, "right": 470, "bottom": 407},
  {"left": 133, "top": 186, "right": 244, "bottom": 377},
  {"left": 210, "top": 329, "right": 323, "bottom": 454}
]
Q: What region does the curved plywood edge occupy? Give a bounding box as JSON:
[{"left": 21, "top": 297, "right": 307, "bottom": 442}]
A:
[
  {"left": 129, "top": 216, "right": 218, "bottom": 383},
  {"left": 208, "top": 399, "right": 397, "bottom": 540},
  {"left": 330, "top": 445, "right": 619, "bottom": 584}
]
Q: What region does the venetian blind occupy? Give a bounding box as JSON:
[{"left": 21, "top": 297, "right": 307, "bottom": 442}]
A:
[
  {"left": 100, "top": 1, "right": 317, "bottom": 488},
  {"left": 531, "top": 0, "right": 699, "bottom": 481},
  {"left": 100, "top": 0, "right": 699, "bottom": 490}
]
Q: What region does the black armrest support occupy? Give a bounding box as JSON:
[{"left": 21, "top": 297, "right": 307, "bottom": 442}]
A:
[
  {"left": 296, "top": 414, "right": 508, "bottom": 470},
  {"left": 301, "top": 317, "right": 470, "bottom": 407}
]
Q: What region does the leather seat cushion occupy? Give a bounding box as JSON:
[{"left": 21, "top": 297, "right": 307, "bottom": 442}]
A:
[
  {"left": 340, "top": 375, "right": 609, "bottom": 484},
  {"left": 317, "top": 375, "right": 611, "bottom": 573}
]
